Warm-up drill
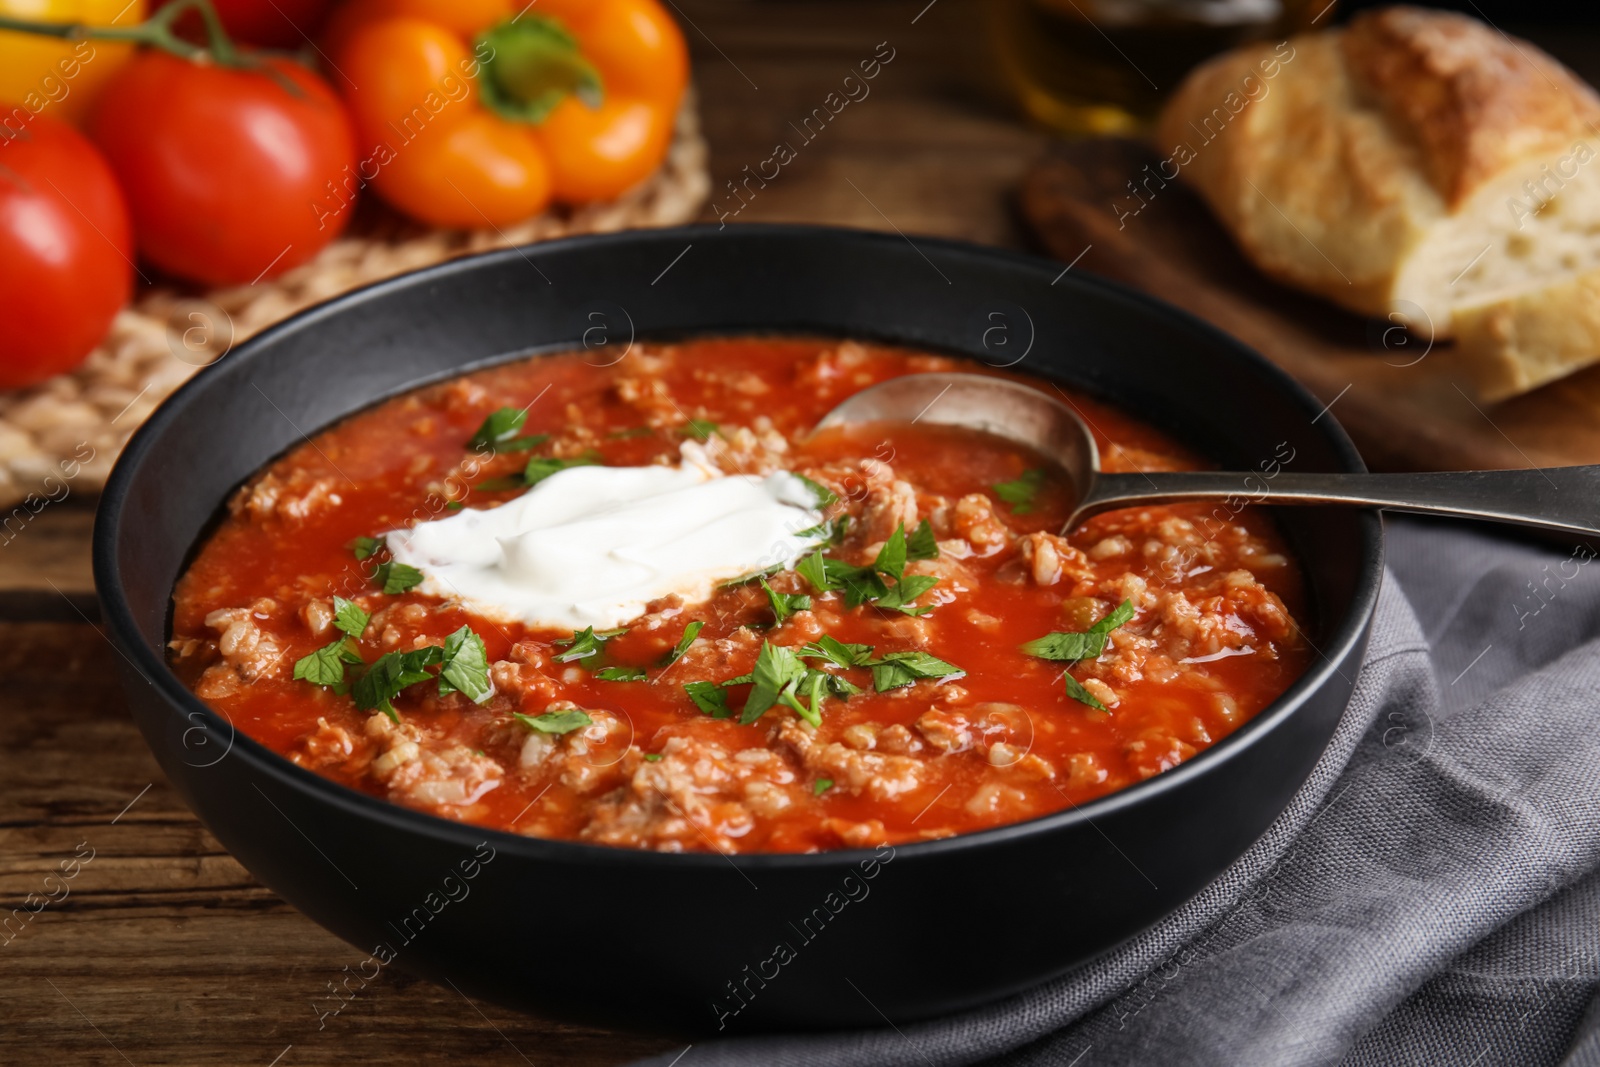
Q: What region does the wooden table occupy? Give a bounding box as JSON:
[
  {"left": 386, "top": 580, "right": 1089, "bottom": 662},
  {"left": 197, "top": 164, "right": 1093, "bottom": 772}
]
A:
[{"left": 0, "top": 2, "right": 1047, "bottom": 1062}]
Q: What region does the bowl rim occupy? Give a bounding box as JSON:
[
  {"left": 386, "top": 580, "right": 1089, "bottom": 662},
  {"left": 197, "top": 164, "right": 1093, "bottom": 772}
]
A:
[{"left": 94, "top": 222, "right": 1384, "bottom": 872}]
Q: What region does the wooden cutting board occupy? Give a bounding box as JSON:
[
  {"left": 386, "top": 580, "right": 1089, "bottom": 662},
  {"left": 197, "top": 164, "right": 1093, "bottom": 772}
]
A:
[{"left": 1018, "top": 138, "right": 1600, "bottom": 473}]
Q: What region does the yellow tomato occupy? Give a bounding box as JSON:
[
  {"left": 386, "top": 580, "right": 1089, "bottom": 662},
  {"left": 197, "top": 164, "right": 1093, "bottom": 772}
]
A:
[{"left": 0, "top": 0, "right": 147, "bottom": 125}]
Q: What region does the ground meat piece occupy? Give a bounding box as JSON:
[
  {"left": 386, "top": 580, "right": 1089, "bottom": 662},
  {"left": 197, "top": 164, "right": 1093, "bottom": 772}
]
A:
[
  {"left": 194, "top": 600, "right": 284, "bottom": 699},
  {"left": 297, "top": 717, "right": 354, "bottom": 766},
  {"left": 779, "top": 719, "right": 923, "bottom": 800},
  {"left": 516, "top": 706, "right": 630, "bottom": 795},
  {"left": 939, "top": 493, "right": 1009, "bottom": 555},
  {"left": 1126, "top": 734, "right": 1197, "bottom": 779},
  {"left": 1019, "top": 532, "right": 1093, "bottom": 587},
  {"left": 795, "top": 340, "right": 873, "bottom": 394},
  {"left": 490, "top": 658, "right": 560, "bottom": 708},
  {"left": 702, "top": 424, "right": 790, "bottom": 476},
  {"left": 1065, "top": 752, "right": 1107, "bottom": 789},
  {"left": 367, "top": 713, "right": 503, "bottom": 811},
  {"left": 581, "top": 728, "right": 801, "bottom": 852},
  {"left": 915, "top": 707, "right": 974, "bottom": 753},
  {"left": 858, "top": 476, "right": 919, "bottom": 544},
  {"left": 229, "top": 468, "right": 342, "bottom": 524}
]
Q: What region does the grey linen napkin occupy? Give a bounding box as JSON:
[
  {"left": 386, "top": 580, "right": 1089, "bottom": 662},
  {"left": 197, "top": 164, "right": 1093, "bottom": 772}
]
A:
[{"left": 634, "top": 517, "right": 1600, "bottom": 1067}]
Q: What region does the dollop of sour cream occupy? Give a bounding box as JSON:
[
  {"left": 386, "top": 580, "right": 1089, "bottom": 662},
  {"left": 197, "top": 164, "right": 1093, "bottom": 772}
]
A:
[{"left": 384, "top": 443, "right": 824, "bottom": 632}]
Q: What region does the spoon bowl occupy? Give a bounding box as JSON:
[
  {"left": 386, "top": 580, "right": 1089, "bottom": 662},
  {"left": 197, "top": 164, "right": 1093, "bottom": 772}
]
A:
[{"left": 816, "top": 372, "right": 1600, "bottom": 538}]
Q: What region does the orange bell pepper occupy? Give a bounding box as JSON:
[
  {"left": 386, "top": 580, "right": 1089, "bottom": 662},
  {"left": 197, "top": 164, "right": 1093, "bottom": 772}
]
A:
[{"left": 324, "top": 0, "right": 686, "bottom": 228}]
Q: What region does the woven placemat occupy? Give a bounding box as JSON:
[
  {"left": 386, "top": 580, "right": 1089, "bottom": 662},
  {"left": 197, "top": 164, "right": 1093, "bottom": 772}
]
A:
[{"left": 0, "top": 93, "right": 710, "bottom": 510}]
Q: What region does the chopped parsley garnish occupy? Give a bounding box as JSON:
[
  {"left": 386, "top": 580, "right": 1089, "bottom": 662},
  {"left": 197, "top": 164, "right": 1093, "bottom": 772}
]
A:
[
  {"left": 644, "top": 753, "right": 664, "bottom": 761},
  {"left": 790, "top": 522, "right": 941, "bottom": 615},
  {"left": 515, "top": 709, "right": 593, "bottom": 734},
  {"left": 813, "top": 778, "right": 833, "bottom": 796},
  {"left": 349, "top": 536, "right": 382, "bottom": 561},
  {"left": 864, "top": 650, "right": 965, "bottom": 692},
  {"left": 353, "top": 646, "right": 443, "bottom": 721},
  {"left": 906, "top": 518, "right": 939, "bottom": 561},
  {"left": 873, "top": 574, "right": 940, "bottom": 616},
  {"left": 437, "top": 625, "right": 493, "bottom": 703},
  {"left": 332, "top": 597, "right": 369, "bottom": 639},
  {"left": 993, "top": 469, "right": 1047, "bottom": 514},
  {"left": 608, "top": 426, "right": 656, "bottom": 439},
  {"left": 1063, "top": 673, "right": 1108, "bottom": 711},
  {"left": 553, "top": 626, "right": 626, "bottom": 663},
  {"left": 720, "top": 562, "right": 785, "bottom": 589},
  {"left": 293, "top": 637, "right": 363, "bottom": 689},
  {"left": 800, "top": 634, "right": 875, "bottom": 669},
  {"left": 596, "top": 666, "right": 648, "bottom": 682},
  {"left": 1021, "top": 599, "right": 1135, "bottom": 710},
  {"left": 761, "top": 578, "right": 812, "bottom": 624},
  {"left": 742, "top": 641, "right": 807, "bottom": 725},
  {"left": 680, "top": 418, "right": 719, "bottom": 441},
  {"left": 796, "top": 550, "right": 831, "bottom": 594},
  {"left": 684, "top": 680, "right": 733, "bottom": 718},
  {"left": 445, "top": 501, "right": 464, "bottom": 511},
  {"left": 525, "top": 453, "right": 601, "bottom": 486},
  {"left": 795, "top": 474, "right": 838, "bottom": 507},
  {"left": 467, "top": 406, "right": 548, "bottom": 453},
  {"left": 371, "top": 560, "right": 424, "bottom": 595},
  {"left": 473, "top": 475, "right": 525, "bottom": 493},
  {"left": 1020, "top": 599, "right": 1136, "bottom": 661},
  {"left": 662, "top": 620, "right": 704, "bottom": 665}
]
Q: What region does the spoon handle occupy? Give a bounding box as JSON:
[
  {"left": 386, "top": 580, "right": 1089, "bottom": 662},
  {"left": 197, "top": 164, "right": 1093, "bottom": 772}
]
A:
[{"left": 1089, "top": 466, "right": 1600, "bottom": 538}]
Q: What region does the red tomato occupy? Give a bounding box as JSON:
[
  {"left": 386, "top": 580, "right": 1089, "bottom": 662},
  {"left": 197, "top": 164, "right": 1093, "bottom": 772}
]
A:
[
  {"left": 156, "top": 0, "right": 335, "bottom": 49},
  {"left": 89, "top": 52, "right": 355, "bottom": 288},
  {"left": 0, "top": 116, "right": 132, "bottom": 389}
]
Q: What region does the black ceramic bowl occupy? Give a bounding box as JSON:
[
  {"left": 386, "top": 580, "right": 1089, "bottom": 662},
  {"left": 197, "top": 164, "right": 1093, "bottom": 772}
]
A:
[{"left": 95, "top": 225, "right": 1382, "bottom": 1035}]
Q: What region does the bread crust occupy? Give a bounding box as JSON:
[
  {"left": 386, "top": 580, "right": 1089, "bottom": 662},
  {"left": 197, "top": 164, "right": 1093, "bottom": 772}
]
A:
[
  {"left": 1156, "top": 6, "right": 1600, "bottom": 399},
  {"left": 1341, "top": 7, "right": 1600, "bottom": 209}
]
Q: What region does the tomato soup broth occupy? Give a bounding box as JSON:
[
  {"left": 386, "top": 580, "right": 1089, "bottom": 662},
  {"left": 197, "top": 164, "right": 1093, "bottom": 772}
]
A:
[{"left": 170, "top": 338, "right": 1309, "bottom": 853}]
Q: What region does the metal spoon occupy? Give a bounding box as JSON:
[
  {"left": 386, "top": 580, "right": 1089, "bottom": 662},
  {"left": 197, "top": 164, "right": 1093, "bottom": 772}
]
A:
[{"left": 813, "top": 372, "right": 1600, "bottom": 538}]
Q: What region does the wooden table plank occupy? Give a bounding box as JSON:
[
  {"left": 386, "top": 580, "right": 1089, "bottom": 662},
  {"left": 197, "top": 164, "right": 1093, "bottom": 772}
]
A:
[{"left": 0, "top": 3, "right": 1046, "bottom": 1063}]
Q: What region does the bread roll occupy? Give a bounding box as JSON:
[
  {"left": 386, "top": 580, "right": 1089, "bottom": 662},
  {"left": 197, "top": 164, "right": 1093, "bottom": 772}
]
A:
[{"left": 1156, "top": 6, "right": 1600, "bottom": 398}]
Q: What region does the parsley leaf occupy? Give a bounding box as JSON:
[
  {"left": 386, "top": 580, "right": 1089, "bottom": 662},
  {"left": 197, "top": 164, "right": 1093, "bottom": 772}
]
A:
[
  {"left": 553, "top": 626, "right": 627, "bottom": 663},
  {"left": 800, "top": 634, "right": 875, "bottom": 669},
  {"left": 525, "top": 453, "right": 601, "bottom": 486},
  {"left": 474, "top": 476, "right": 525, "bottom": 493},
  {"left": 332, "top": 596, "right": 369, "bottom": 639},
  {"left": 993, "top": 469, "right": 1047, "bottom": 514},
  {"left": 468, "top": 406, "right": 527, "bottom": 450},
  {"left": 680, "top": 419, "right": 719, "bottom": 441},
  {"left": 1020, "top": 599, "right": 1136, "bottom": 662},
  {"left": 874, "top": 574, "right": 940, "bottom": 616},
  {"left": 437, "top": 626, "right": 492, "bottom": 703},
  {"left": 866, "top": 650, "right": 965, "bottom": 693},
  {"left": 796, "top": 550, "right": 834, "bottom": 594},
  {"left": 761, "top": 578, "right": 812, "bottom": 625},
  {"left": 663, "top": 620, "right": 704, "bottom": 665},
  {"left": 372, "top": 560, "right": 424, "bottom": 595},
  {"left": 1063, "top": 672, "right": 1108, "bottom": 711},
  {"left": 794, "top": 474, "right": 838, "bottom": 508},
  {"left": 741, "top": 642, "right": 807, "bottom": 725},
  {"left": 293, "top": 637, "right": 363, "bottom": 689},
  {"left": 596, "top": 666, "right": 648, "bottom": 682},
  {"left": 906, "top": 518, "right": 939, "bottom": 561},
  {"left": 814, "top": 778, "right": 834, "bottom": 796},
  {"left": 353, "top": 646, "right": 443, "bottom": 720},
  {"left": 349, "top": 535, "right": 382, "bottom": 561},
  {"left": 644, "top": 753, "right": 664, "bottom": 761},
  {"left": 684, "top": 680, "right": 732, "bottom": 718},
  {"left": 720, "top": 562, "right": 785, "bottom": 588},
  {"left": 874, "top": 523, "right": 909, "bottom": 581},
  {"left": 515, "top": 709, "right": 593, "bottom": 734}
]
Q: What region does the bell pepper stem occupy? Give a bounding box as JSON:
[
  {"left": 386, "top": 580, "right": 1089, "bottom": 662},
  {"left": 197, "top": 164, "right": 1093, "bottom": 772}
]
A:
[
  {"left": 476, "top": 16, "right": 604, "bottom": 125},
  {"left": 0, "top": 0, "right": 248, "bottom": 70}
]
